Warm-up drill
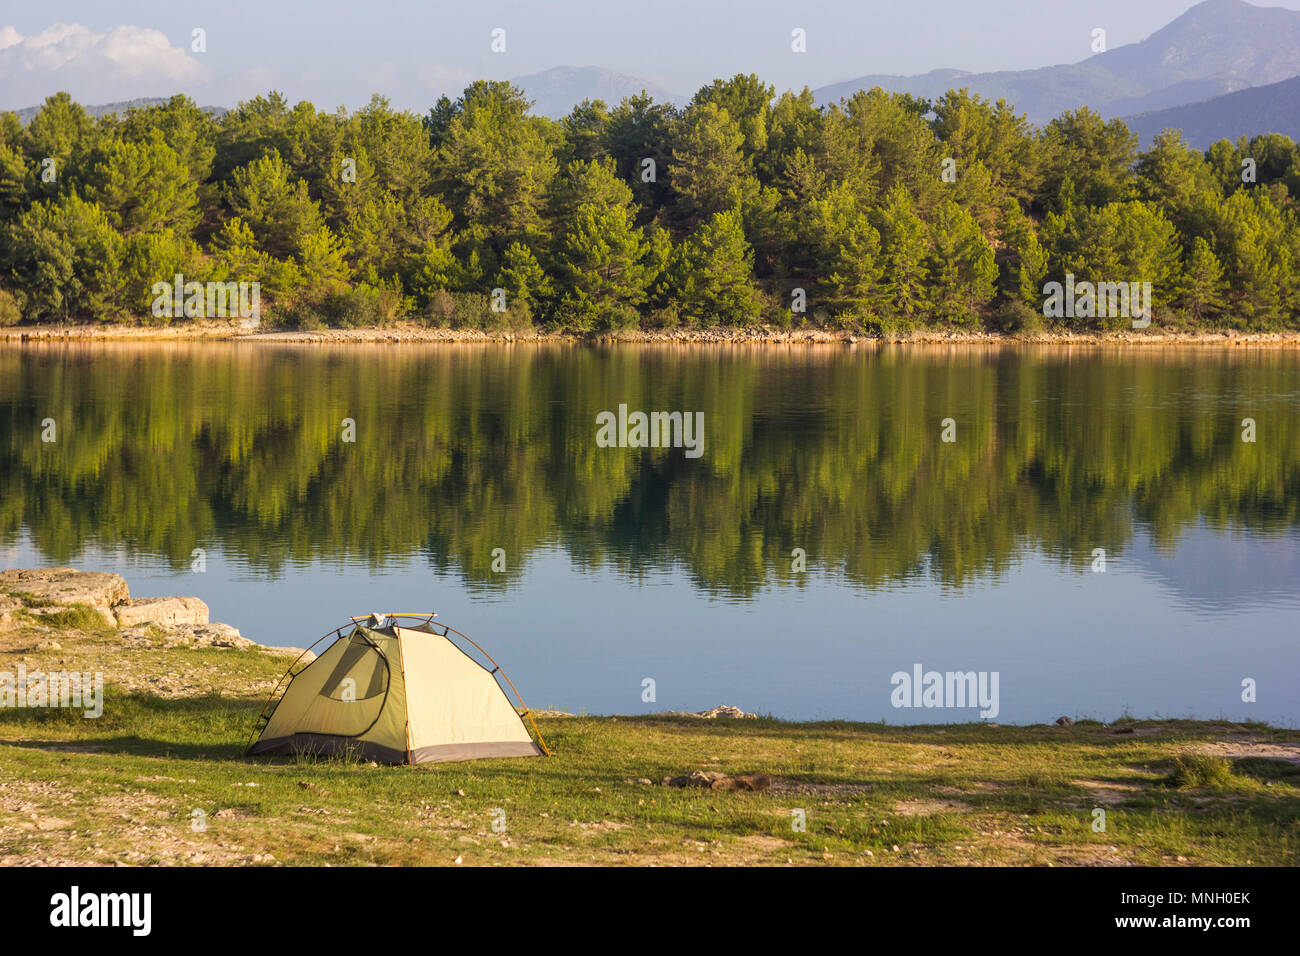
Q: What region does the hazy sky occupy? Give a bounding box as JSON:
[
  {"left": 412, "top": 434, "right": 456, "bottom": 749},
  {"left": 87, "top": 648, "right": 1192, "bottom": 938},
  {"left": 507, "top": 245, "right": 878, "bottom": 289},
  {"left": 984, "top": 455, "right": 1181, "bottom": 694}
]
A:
[{"left": 4, "top": 0, "right": 1300, "bottom": 111}]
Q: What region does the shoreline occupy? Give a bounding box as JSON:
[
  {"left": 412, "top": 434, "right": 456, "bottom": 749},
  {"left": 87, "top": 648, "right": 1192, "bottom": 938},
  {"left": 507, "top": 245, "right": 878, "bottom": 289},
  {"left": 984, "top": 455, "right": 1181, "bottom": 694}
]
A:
[
  {"left": 4, "top": 568, "right": 1298, "bottom": 865},
  {"left": 3, "top": 321, "right": 1300, "bottom": 347}
]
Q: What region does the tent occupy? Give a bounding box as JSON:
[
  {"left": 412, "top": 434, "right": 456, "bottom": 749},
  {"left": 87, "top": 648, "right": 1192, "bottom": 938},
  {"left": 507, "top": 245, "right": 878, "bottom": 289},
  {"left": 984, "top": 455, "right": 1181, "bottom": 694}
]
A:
[{"left": 246, "top": 614, "right": 547, "bottom": 764}]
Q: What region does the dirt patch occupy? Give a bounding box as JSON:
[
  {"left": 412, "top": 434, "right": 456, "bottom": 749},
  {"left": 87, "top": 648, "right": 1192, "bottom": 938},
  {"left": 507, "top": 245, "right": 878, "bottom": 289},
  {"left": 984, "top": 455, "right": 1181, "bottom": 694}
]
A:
[
  {"left": 1073, "top": 780, "right": 1143, "bottom": 804},
  {"left": 769, "top": 779, "right": 874, "bottom": 797},
  {"left": 1200, "top": 741, "right": 1300, "bottom": 764},
  {"left": 894, "top": 798, "right": 971, "bottom": 816},
  {"left": 569, "top": 820, "right": 630, "bottom": 836}
]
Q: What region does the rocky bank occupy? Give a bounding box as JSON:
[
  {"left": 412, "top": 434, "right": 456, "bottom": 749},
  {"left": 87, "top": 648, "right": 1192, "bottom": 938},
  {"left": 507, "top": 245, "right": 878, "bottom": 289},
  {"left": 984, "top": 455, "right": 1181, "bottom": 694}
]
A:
[{"left": 0, "top": 567, "right": 309, "bottom": 698}]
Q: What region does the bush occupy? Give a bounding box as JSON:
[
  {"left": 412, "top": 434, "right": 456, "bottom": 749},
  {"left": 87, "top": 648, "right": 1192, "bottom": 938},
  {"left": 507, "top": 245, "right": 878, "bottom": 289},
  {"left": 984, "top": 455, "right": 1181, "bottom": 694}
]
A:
[
  {"left": 0, "top": 288, "right": 22, "bottom": 326},
  {"left": 994, "top": 298, "right": 1045, "bottom": 335},
  {"left": 451, "top": 292, "right": 492, "bottom": 329},
  {"left": 826, "top": 308, "right": 863, "bottom": 331},
  {"left": 504, "top": 303, "right": 535, "bottom": 332},
  {"left": 272, "top": 298, "right": 324, "bottom": 331},
  {"left": 644, "top": 305, "right": 680, "bottom": 329},
  {"left": 420, "top": 289, "right": 457, "bottom": 327},
  {"left": 603, "top": 303, "right": 641, "bottom": 331},
  {"left": 863, "top": 312, "right": 912, "bottom": 340},
  {"left": 319, "top": 285, "right": 405, "bottom": 328},
  {"left": 1164, "top": 753, "right": 1234, "bottom": 788}
]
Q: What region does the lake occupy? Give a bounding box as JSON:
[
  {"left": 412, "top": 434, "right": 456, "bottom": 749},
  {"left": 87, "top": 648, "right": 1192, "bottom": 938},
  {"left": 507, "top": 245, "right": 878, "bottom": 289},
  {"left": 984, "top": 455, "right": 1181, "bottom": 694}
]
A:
[{"left": 2, "top": 342, "right": 1297, "bottom": 725}]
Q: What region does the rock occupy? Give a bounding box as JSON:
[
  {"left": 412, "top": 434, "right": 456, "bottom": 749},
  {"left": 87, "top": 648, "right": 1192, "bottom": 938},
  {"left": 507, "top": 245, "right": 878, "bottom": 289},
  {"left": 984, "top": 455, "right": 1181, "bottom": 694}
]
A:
[
  {"left": 115, "top": 596, "right": 209, "bottom": 628},
  {"left": 1055, "top": 716, "right": 1074, "bottom": 726},
  {"left": 1, "top": 567, "right": 312, "bottom": 662},
  {"left": 661, "top": 770, "right": 772, "bottom": 791},
  {"left": 121, "top": 621, "right": 252, "bottom": 650},
  {"left": 0, "top": 567, "right": 129, "bottom": 614},
  {"left": 716, "top": 773, "right": 771, "bottom": 792},
  {"left": 647, "top": 705, "right": 755, "bottom": 719},
  {"left": 187, "top": 623, "right": 250, "bottom": 648},
  {"left": 0, "top": 594, "right": 21, "bottom": 627},
  {"left": 695, "top": 705, "right": 755, "bottom": 719}
]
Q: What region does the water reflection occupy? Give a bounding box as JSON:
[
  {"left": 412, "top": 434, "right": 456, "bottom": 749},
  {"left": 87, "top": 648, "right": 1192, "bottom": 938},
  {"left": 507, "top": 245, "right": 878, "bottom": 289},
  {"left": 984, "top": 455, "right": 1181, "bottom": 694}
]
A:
[{"left": 2, "top": 343, "right": 1295, "bottom": 612}]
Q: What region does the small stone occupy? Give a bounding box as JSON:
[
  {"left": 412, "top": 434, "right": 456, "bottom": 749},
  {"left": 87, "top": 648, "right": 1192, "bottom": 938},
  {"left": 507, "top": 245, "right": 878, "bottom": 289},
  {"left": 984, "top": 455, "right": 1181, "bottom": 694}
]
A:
[{"left": 1055, "top": 716, "right": 1074, "bottom": 726}]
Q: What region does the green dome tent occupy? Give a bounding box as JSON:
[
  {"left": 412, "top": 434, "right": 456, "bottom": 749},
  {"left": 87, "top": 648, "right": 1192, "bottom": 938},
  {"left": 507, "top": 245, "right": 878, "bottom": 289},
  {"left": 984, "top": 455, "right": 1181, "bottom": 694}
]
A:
[{"left": 246, "top": 614, "right": 548, "bottom": 764}]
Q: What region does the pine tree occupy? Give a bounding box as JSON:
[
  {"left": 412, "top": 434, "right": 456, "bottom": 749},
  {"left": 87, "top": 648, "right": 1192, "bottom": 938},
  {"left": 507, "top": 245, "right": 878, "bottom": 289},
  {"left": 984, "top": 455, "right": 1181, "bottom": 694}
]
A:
[
  {"left": 925, "top": 199, "right": 998, "bottom": 324},
  {"left": 871, "top": 186, "right": 930, "bottom": 323},
  {"left": 667, "top": 209, "right": 762, "bottom": 326},
  {"left": 555, "top": 203, "right": 650, "bottom": 329},
  {"left": 1179, "top": 237, "right": 1227, "bottom": 322}
]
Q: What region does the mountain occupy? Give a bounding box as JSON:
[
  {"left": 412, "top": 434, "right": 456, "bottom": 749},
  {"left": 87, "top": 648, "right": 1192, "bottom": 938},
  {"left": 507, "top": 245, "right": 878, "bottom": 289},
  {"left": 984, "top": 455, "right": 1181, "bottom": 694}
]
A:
[
  {"left": 509, "top": 66, "right": 686, "bottom": 118},
  {"left": 815, "top": 0, "right": 1300, "bottom": 124},
  {"left": 1129, "top": 525, "right": 1300, "bottom": 614},
  {"left": 1121, "top": 74, "right": 1300, "bottom": 147},
  {"left": 15, "top": 97, "right": 228, "bottom": 125}
]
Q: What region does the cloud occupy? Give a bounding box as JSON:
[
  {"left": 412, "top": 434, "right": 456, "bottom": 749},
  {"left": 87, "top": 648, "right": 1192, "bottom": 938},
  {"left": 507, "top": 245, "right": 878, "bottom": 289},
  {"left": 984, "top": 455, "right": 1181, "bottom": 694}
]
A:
[
  {"left": 416, "top": 63, "right": 476, "bottom": 99},
  {"left": 0, "top": 24, "right": 209, "bottom": 109}
]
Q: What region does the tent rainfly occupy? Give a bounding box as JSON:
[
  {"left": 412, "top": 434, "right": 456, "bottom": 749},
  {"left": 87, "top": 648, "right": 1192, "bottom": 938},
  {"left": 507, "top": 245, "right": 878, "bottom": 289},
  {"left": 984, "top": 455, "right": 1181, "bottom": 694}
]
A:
[{"left": 246, "top": 614, "right": 547, "bottom": 764}]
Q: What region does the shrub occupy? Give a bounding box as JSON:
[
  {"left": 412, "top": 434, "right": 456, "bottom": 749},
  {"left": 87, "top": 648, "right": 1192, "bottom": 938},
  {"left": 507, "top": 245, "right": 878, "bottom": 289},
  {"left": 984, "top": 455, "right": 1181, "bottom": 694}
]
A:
[
  {"left": 420, "top": 289, "right": 457, "bottom": 327},
  {"left": 0, "top": 288, "right": 21, "bottom": 326},
  {"left": 1164, "top": 753, "right": 1234, "bottom": 788},
  {"left": 451, "top": 292, "right": 492, "bottom": 329},
  {"left": 603, "top": 303, "right": 640, "bottom": 331},
  {"left": 994, "top": 298, "right": 1045, "bottom": 334},
  {"left": 644, "top": 305, "right": 680, "bottom": 329},
  {"left": 320, "top": 285, "right": 404, "bottom": 328},
  {"left": 863, "top": 312, "right": 912, "bottom": 340}
]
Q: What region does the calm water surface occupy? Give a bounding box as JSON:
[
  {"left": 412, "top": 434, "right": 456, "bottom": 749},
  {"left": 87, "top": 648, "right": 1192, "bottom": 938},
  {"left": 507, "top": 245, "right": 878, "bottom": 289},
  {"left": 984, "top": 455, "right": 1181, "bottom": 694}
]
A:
[{"left": 2, "top": 343, "right": 1297, "bottom": 724}]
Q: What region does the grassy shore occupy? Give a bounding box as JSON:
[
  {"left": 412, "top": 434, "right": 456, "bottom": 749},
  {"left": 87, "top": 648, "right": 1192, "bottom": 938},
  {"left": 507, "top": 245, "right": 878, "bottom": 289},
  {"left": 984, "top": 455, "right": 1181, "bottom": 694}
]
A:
[
  {"left": 2, "top": 613, "right": 1297, "bottom": 866},
  {"left": 3, "top": 320, "right": 1300, "bottom": 347}
]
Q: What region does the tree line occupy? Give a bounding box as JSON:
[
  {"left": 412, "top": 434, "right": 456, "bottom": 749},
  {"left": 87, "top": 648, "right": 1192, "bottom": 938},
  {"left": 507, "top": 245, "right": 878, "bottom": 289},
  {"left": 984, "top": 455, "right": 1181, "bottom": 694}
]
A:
[{"left": 2, "top": 77, "right": 1299, "bottom": 332}]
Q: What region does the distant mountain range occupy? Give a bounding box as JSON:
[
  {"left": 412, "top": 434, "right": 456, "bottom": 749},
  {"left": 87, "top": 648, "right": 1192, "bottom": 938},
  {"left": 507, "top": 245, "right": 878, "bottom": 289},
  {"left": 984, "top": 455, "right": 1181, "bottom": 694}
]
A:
[
  {"left": 12, "top": 0, "right": 1300, "bottom": 149},
  {"left": 814, "top": 0, "right": 1300, "bottom": 124},
  {"left": 1121, "top": 73, "right": 1300, "bottom": 147},
  {"left": 14, "top": 97, "right": 228, "bottom": 124},
  {"left": 508, "top": 66, "right": 686, "bottom": 118},
  {"left": 12, "top": 69, "right": 683, "bottom": 125}
]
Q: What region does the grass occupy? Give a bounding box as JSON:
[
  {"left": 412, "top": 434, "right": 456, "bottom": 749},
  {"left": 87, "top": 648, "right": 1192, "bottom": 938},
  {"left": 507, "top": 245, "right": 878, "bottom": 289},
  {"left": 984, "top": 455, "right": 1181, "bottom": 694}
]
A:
[
  {"left": 1164, "top": 754, "right": 1236, "bottom": 789},
  {"left": 18, "top": 602, "right": 115, "bottom": 631},
  {"left": 0, "top": 622, "right": 1297, "bottom": 866}
]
